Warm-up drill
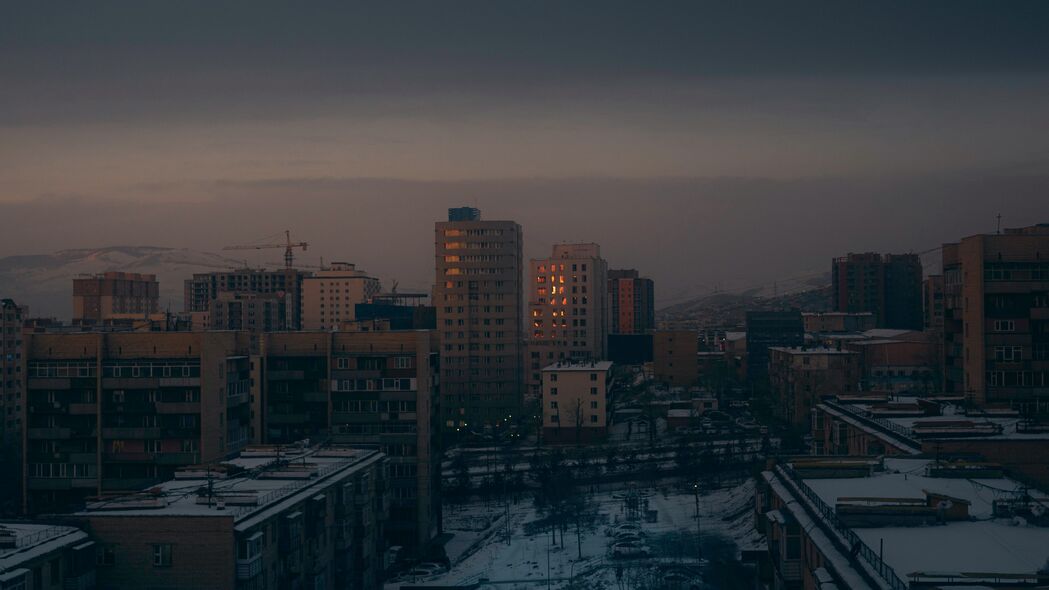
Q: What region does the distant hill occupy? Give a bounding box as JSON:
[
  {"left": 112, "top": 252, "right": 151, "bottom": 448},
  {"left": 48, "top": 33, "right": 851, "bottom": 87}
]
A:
[
  {"left": 0, "top": 246, "right": 247, "bottom": 319},
  {"left": 658, "top": 275, "right": 832, "bottom": 329}
]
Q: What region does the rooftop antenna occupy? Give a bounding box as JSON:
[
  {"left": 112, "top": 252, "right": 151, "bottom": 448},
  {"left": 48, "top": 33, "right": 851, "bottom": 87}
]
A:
[{"left": 996, "top": 213, "right": 1002, "bottom": 235}]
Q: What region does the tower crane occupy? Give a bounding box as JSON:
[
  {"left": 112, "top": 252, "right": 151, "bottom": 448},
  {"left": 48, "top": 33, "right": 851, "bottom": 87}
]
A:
[{"left": 223, "top": 230, "right": 308, "bottom": 270}]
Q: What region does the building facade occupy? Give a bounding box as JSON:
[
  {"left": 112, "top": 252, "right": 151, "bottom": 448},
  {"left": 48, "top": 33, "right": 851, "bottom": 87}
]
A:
[
  {"left": 526, "top": 243, "right": 609, "bottom": 400},
  {"left": 541, "top": 361, "right": 613, "bottom": 444},
  {"left": 22, "top": 332, "right": 253, "bottom": 514},
  {"left": 72, "top": 446, "right": 389, "bottom": 590},
  {"left": 73, "top": 272, "right": 159, "bottom": 323},
  {"left": 300, "top": 263, "right": 382, "bottom": 331},
  {"left": 745, "top": 311, "right": 804, "bottom": 383},
  {"left": 767, "top": 347, "right": 860, "bottom": 428},
  {"left": 434, "top": 210, "right": 523, "bottom": 432},
  {"left": 607, "top": 269, "right": 655, "bottom": 335},
  {"left": 0, "top": 523, "right": 95, "bottom": 590},
  {"left": 1, "top": 299, "right": 26, "bottom": 514},
  {"left": 652, "top": 330, "right": 699, "bottom": 387},
  {"left": 831, "top": 252, "right": 923, "bottom": 330},
  {"left": 942, "top": 224, "right": 1049, "bottom": 408},
  {"left": 184, "top": 269, "right": 310, "bottom": 331}
]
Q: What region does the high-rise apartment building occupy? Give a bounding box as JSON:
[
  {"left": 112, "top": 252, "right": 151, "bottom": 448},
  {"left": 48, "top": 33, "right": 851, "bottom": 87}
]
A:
[
  {"left": 831, "top": 252, "right": 923, "bottom": 330},
  {"left": 1, "top": 298, "right": 26, "bottom": 513},
  {"left": 22, "top": 332, "right": 253, "bottom": 514},
  {"left": 526, "top": 243, "right": 608, "bottom": 399},
  {"left": 942, "top": 224, "right": 1049, "bottom": 407},
  {"left": 257, "top": 330, "right": 442, "bottom": 552},
  {"left": 73, "top": 272, "right": 159, "bottom": 323},
  {"left": 300, "top": 262, "right": 382, "bottom": 331},
  {"left": 434, "top": 209, "right": 523, "bottom": 431},
  {"left": 607, "top": 269, "right": 655, "bottom": 334},
  {"left": 745, "top": 310, "right": 804, "bottom": 382},
  {"left": 184, "top": 268, "right": 310, "bottom": 330},
  {"left": 923, "top": 275, "right": 945, "bottom": 331}
]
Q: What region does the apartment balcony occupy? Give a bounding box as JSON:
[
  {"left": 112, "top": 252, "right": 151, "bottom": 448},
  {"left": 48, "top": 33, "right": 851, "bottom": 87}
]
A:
[
  {"left": 267, "top": 413, "right": 310, "bottom": 424},
  {"left": 155, "top": 452, "right": 201, "bottom": 465},
  {"left": 162, "top": 427, "right": 200, "bottom": 438},
  {"left": 267, "top": 370, "right": 305, "bottom": 380},
  {"left": 30, "top": 401, "right": 67, "bottom": 414},
  {"left": 102, "top": 478, "right": 159, "bottom": 491},
  {"left": 159, "top": 377, "right": 201, "bottom": 387},
  {"left": 103, "top": 451, "right": 156, "bottom": 463},
  {"left": 101, "top": 427, "right": 161, "bottom": 439},
  {"left": 104, "top": 402, "right": 157, "bottom": 414},
  {"left": 102, "top": 377, "right": 160, "bottom": 389},
  {"left": 68, "top": 452, "right": 97, "bottom": 464},
  {"left": 302, "top": 391, "right": 328, "bottom": 403},
  {"left": 27, "top": 477, "right": 98, "bottom": 491},
  {"left": 155, "top": 401, "right": 200, "bottom": 414},
  {"left": 227, "top": 392, "right": 250, "bottom": 407},
  {"left": 68, "top": 403, "right": 97, "bottom": 415},
  {"left": 28, "top": 427, "right": 73, "bottom": 440},
  {"left": 28, "top": 378, "right": 72, "bottom": 390},
  {"left": 236, "top": 555, "right": 263, "bottom": 580}
]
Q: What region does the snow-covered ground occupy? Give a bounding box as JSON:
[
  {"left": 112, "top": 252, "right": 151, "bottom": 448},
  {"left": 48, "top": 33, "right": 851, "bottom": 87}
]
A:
[{"left": 388, "top": 478, "right": 761, "bottom": 589}]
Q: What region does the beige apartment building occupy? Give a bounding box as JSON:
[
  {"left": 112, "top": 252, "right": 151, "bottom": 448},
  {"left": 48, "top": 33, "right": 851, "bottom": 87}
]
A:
[
  {"left": 73, "top": 272, "right": 159, "bottom": 323},
  {"left": 943, "top": 223, "right": 1049, "bottom": 408},
  {"left": 22, "top": 331, "right": 254, "bottom": 514},
  {"left": 434, "top": 208, "right": 523, "bottom": 432},
  {"left": 300, "top": 262, "right": 382, "bottom": 331},
  {"left": 541, "top": 360, "right": 613, "bottom": 444},
  {"left": 526, "top": 243, "right": 609, "bottom": 400}
]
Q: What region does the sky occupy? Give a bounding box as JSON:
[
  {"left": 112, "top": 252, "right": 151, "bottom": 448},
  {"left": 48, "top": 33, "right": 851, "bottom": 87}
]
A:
[{"left": 2, "top": 1, "right": 1049, "bottom": 303}]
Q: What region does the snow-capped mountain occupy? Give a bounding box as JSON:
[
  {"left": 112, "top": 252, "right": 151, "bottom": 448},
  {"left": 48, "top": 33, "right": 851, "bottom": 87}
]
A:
[{"left": 0, "top": 246, "right": 248, "bottom": 319}]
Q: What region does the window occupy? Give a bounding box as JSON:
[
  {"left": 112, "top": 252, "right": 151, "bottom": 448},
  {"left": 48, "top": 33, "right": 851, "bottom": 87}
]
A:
[
  {"left": 550, "top": 387, "right": 558, "bottom": 396},
  {"left": 590, "top": 415, "right": 598, "bottom": 423},
  {"left": 152, "top": 544, "right": 172, "bottom": 567},
  {"left": 97, "top": 545, "right": 116, "bottom": 566},
  {"left": 590, "top": 401, "right": 598, "bottom": 409},
  {"left": 994, "top": 319, "right": 1016, "bottom": 332},
  {"left": 589, "top": 373, "right": 597, "bottom": 381}
]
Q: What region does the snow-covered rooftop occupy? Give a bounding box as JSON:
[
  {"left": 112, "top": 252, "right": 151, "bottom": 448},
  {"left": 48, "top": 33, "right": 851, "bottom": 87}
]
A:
[
  {"left": 75, "top": 447, "right": 383, "bottom": 531},
  {"left": 542, "top": 360, "right": 613, "bottom": 372},
  {"left": 798, "top": 457, "right": 1049, "bottom": 579},
  {"left": 0, "top": 523, "right": 89, "bottom": 572}
]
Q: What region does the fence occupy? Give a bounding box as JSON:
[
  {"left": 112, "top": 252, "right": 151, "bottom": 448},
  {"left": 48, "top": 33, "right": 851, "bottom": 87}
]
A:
[{"left": 777, "top": 463, "right": 908, "bottom": 590}]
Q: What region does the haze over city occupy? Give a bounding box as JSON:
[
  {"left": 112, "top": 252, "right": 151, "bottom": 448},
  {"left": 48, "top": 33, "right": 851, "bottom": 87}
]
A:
[{"left": 4, "top": 3, "right": 1049, "bottom": 590}]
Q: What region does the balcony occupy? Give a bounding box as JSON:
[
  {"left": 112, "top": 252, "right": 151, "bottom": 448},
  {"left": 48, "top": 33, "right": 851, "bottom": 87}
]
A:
[
  {"left": 155, "top": 452, "right": 201, "bottom": 465},
  {"left": 103, "top": 452, "right": 156, "bottom": 463},
  {"left": 268, "top": 370, "right": 304, "bottom": 380},
  {"left": 227, "top": 392, "right": 250, "bottom": 407},
  {"left": 68, "top": 403, "right": 97, "bottom": 415},
  {"left": 28, "top": 427, "right": 73, "bottom": 440},
  {"left": 102, "top": 377, "right": 160, "bottom": 389},
  {"left": 268, "top": 413, "right": 310, "bottom": 424},
  {"left": 236, "top": 556, "right": 263, "bottom": 580},
  {"left": 28, "top": 378, "right": 72, "bottom": 390},
  {"left": 155, "top": 401, "right": 199, "bottom": 414},
  {"left": 101, "top": 427, "right": 161, "bottom": 439},
  {"left": 302, "top": 391, "right": 328, "bottom": 403},
  {"left": 159, "top": 377, "right": 200, "bottom": 387}
]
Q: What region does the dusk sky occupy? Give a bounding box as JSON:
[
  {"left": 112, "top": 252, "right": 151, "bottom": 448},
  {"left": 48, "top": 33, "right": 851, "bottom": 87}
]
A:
[{"left": 3, "top": 1, "right": 1049, "bottom": 303}]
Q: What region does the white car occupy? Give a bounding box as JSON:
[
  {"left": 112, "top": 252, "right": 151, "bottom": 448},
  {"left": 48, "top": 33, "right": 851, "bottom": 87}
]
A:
[{"left": 607, "top": 522, "right": 642, "bottom": 536}]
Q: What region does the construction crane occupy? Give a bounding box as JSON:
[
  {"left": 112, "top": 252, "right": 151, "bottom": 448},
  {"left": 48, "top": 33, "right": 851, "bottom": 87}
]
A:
[{"left": 223, "top": 230, "right": 308, "bottom": 270}]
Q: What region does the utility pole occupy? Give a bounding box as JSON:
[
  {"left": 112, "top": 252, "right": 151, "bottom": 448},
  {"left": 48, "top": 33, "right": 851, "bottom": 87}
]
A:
[{"left": 693, "top": 482, "right": 702, "bottom": 561}]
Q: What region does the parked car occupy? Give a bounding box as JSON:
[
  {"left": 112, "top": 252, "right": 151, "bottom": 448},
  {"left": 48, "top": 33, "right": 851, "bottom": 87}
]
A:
[{"left": 611, "top": 541, "right": 650, "bottom": 558}]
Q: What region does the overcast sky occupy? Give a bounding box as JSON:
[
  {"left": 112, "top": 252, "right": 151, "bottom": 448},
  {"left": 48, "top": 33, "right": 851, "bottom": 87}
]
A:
[{"left": 2, "top": 1, "right": 1048, "bottom": 303}]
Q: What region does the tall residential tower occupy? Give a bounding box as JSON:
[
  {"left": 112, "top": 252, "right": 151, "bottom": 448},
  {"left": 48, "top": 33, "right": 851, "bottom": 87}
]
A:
[{"left": 434, "top": 208, "right": 523, "bottom": 431}]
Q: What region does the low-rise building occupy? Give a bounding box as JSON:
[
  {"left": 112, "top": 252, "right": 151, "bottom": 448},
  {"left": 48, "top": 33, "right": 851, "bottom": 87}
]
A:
[
  {"left": 70, "top": 445, "right": 389, "bottom": 590},
  {"left": 768, "top": 347, "right": 860, "bottom": 428},
  {"left": 757, "top": 455, "right": 1049, "bottom": 590},
  {"left": 652, "top": 330, "right": 698, "bottom": 387},
  {"left": 802, "top": 312, "right": 876, "bottom": 334},
  {"left": 0, "top": 523, "right": 95, "bottom": 590},
  {"left": 541, "top": 361, "right": 613, "bottom": 444}
]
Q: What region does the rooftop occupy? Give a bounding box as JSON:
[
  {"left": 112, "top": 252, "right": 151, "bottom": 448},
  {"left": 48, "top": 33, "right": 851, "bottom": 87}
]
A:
[
  {"left": 75, "top": 445, "right": 383, "bottom": 532},
  {"left": 542, "top": 360, "right": 614, "bottom": 372},
  {"left": 796, "top": 457, "right": 1049, "bottom": 582},
  {"left": 768, "top": 346, "right": 858, "bottom": 355},
  {"left": 0, "top": 523, "right": 89, "bottom": 573}
]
